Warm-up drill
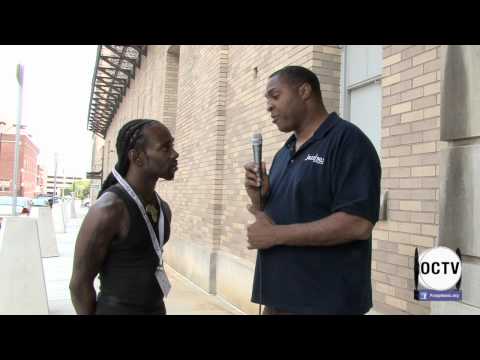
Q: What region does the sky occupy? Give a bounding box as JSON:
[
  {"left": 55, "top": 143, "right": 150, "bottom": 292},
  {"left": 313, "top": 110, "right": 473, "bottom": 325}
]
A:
[{"left": 0, "top": 45, "right": 98, "bottom": 178}]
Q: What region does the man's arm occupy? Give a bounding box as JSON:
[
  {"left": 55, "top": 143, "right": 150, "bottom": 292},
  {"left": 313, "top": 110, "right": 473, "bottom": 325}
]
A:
[
  {"left": 246, "top": 126, "right": 380, "bottom": 250},
  {"left": 69, "top": 193, "right": 125, "bottom": 314},
  {"left": 247, "top": 208, "right": 373, "bottom": 250},
  {"left": 277, "top": 211, "right": 373, "bottom": 246}
]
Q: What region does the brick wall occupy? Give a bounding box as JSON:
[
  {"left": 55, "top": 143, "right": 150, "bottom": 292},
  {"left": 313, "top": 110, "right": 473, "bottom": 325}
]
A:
[
  {"left": 97, "top": 45, "right": 446, "bottom": 314},
  {"left": 98, "top": 45, "right": 342, "bottom": 311},
  {"left": 103, "top": 45, "right": 167, "bottom": 172},
  {"left": 156, "top": 45, "right": 228, "bottom": 250},
  {"left": 162, "top": 46, "right": 180, "bottom": 134},
  {"left": 0, "top": 133, "right": 39, "bottom": 198},
  {"left": 220, "top": 45, "right": 341, "bottom": 262},
  {"left": 89, "top": 133, "right": 104, "bottom": 202},
  {"left": 20, "top": 135, "right": 39, "bottom": 198},
  {"left": 375, "top": 45, "right": 443, "bottom": 314}
]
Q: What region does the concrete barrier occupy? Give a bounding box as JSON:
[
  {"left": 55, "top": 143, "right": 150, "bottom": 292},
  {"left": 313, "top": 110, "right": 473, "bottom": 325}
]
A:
[
  {"left": 30, "top": 207, "right": 59, "bottom": 258},
  {"left": 70, "top": 199, "right": 78, "bottom": 219},
  {"left": 52, "top": 203, "right": 66, "bottom": 233},
  {"left": 62, "top": 200, "right": 71, "bottom": 224},
  {"left": 0, "top": 216, "right": 49, "bottom": 314}
]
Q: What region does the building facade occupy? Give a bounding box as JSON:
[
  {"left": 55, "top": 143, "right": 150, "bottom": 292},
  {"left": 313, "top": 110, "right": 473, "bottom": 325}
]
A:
[
  {"left": 46, "top": 175, "right": 82, "bottom": 197},
  {"left": 87, "top": 133, "right": 104, "bottom": 201},
  {"left": 36, "top": 165, "right": 47, "bottom": 195},
  {"left": 0, "top": 131, "right": 40, "bottom": 198},
  {"left": 88, "top": 45, "right": 480, "bottom": 315}
]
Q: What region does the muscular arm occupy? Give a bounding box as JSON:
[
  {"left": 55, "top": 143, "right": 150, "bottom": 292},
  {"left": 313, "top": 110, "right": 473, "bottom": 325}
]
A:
[
  {"left": 69, "top": 193, "right": 126, "bottom": 315},
  {"left": 276, "top": 212, "right": 373, "bottom": 247},
  {"left": 247, "top": 209, "right": 374, "bottom": 250}
]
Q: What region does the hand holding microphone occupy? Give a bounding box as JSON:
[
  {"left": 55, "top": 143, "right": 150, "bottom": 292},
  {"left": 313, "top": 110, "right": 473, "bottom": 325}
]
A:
[
  {"left": 245, "top": 134, "right": 276, "bottom": 315},
  {"left": 244, "top": 133, "right": 270, "bottom": 212}
]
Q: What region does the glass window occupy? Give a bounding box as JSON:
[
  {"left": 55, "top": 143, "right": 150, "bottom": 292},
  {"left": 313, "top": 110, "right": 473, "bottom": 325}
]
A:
[{"left": 342, "top": 45, "right": 383, "bottom": 156}]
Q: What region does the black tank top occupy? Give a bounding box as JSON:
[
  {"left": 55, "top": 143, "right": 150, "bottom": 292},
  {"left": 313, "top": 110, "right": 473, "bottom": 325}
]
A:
[{"left": 97, "top": 184, "right": 171, "bottom": 308}]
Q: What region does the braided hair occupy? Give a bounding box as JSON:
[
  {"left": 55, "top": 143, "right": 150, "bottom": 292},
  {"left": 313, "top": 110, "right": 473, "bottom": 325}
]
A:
[{"left": 97, "top": 119, "right": 159, "bottom": 199}]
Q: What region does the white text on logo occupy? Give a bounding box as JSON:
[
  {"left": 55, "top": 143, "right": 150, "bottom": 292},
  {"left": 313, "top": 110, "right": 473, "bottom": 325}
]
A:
[{"left": 305, "top": 154, "right": 325, "bottom": 165}]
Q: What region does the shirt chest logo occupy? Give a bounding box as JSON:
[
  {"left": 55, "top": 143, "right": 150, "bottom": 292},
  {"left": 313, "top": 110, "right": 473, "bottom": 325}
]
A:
[{"left": 304, "top": 153, "right": 325, "bottom": 165}]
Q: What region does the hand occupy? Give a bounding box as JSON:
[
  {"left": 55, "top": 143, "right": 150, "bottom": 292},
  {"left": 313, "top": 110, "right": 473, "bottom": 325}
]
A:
[
  {"left": 244, "top": 161, "right": 270, "bottom": 211},
  {"left": 246, "top": 205, "right": 278, "bottom": 250}
]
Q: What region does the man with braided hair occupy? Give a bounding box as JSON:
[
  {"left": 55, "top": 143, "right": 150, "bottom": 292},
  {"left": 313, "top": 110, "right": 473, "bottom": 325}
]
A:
[{"left": 70, "top": 119, "right": 178, "bottom": 315}]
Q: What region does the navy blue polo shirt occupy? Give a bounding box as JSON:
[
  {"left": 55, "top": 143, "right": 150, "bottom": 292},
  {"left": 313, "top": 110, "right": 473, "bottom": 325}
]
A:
[{"left": 251, "top": 112, "right": 381, "bottom": 314}]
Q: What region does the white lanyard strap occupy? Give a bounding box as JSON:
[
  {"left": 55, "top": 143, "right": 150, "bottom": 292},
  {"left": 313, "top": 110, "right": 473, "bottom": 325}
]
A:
[{"left": 112, "top": 169, "right": 165, "bottom": 264}]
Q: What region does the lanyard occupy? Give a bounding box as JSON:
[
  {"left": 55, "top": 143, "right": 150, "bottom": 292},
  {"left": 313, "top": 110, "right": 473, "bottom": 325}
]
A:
[{"left": 112, "top": 168, "right": 165, "bottom": 266}]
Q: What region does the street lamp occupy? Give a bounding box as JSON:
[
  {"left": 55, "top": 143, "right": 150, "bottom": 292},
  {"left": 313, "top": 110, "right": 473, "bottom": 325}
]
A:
[{"left": 12, "top": 63, "right": 24, "bottom": 215}]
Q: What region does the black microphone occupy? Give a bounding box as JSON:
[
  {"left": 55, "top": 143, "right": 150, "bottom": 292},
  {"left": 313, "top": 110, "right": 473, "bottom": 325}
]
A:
[
  {"left": 252, "top": 133, "right": 263, "bottom": 210},
  {"left": 252, "top": 133, "right": 264, "bottom": 315}
]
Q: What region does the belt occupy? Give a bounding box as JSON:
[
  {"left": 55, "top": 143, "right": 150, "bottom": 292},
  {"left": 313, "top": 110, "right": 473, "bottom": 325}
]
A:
[{"left": 97, "top": 294, "right": 165, "bottom": 310}]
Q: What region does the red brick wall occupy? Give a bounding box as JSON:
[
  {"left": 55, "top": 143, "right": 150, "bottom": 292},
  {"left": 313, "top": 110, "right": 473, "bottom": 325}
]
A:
[{"left": 0, "top": 134, "right": 39, "bottom": 198}]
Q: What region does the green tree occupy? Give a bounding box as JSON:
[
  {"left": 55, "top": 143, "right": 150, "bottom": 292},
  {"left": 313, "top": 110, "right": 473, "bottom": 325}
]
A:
[{"left": 65, "top": 180, "right": 91, "bottom": 200}]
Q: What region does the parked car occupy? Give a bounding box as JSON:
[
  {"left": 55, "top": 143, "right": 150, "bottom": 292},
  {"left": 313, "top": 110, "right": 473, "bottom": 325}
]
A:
[
  {"left": 32, "top": 196, "right": 50, "bottom": 207},
  {"left": 0, "top": 196, "right": 32, "bottom": 215}
]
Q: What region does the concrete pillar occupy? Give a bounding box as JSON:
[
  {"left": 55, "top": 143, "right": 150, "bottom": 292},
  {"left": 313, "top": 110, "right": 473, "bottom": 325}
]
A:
[
  {"left": 63, "top": 200, "right": 71, "bottom": 223},
  {"left": 30, "top": 207, "right": 59, "bottom": 258},
  {"left": 70, "top": 199, "right": 78, "bottom": 219},
  {"left": 0, "top": 217, "right": 49, "bottom": 314},
  {"left": 435, "top": 45, "right": 480, "bottom": 315},
  {"left": 52, "top": 203, "right": 66, "bottom": 233}
]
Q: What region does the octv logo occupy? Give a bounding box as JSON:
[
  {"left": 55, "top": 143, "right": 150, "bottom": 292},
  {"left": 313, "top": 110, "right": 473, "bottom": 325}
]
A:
[
  {"left": 414, "top": 246, "right": 463, "bottom": 301},
  {"left": 419, "top": 247, "right": 461, "bottom": 290}
]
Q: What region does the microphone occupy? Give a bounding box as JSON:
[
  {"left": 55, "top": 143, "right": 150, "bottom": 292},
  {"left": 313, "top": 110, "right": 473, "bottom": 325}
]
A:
[
  {"left": 251, "top": 133, "right": 264, "bottom": 315},
  {"left": 251, "top": 133, "right": 263, "bottom": 210}
]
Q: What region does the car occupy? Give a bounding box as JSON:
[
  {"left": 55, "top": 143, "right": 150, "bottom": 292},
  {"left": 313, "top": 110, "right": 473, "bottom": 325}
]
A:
[
  {"left": 32, "top": 197, "right": 50, "bottom": 207},
  {"left": 0, "top": 196, "right": 32, "bottom": 216}
]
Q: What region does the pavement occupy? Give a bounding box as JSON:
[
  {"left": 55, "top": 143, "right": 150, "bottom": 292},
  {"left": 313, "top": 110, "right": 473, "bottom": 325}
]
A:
[
  {"left": 42, "top": 204, "right": 381, "bottom": 316},
  {"left": 42, "top": 205, "right": 243, "bottom": 315}
]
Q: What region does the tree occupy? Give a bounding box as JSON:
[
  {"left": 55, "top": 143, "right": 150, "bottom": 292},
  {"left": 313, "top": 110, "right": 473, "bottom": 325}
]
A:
[{"left": 65, "top": 180, "right": 91, "bottom": 200}]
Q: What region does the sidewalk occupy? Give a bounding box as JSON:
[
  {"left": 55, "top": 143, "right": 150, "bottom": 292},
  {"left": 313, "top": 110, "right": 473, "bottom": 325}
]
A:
[
  {"left": 42, "top": 206, "right": 243, "bottom": 315},
  {"left": 42, "top": 205, "right": 380, "bottom": 316}
]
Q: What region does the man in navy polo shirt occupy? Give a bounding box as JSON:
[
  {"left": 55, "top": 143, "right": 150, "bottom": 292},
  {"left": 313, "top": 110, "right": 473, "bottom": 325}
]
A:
[{"left": 244, "top": 66, "right": 381, "bottom": 315}]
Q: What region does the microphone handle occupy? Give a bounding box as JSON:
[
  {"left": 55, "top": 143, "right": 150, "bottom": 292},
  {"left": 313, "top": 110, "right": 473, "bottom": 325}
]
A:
[
  {"left": 252, "top": 142, "right": 264, "bottom": 314},
  {"left": 253, "top": 144, "right": 264, "bottom": 210},
  {"left": 257, "top": 163, "right": 264, "bottom": 211}
]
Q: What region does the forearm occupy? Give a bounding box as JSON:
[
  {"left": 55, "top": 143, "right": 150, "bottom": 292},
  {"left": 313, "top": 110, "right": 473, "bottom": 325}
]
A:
[
  {"left": 70, "top": 283, "right": 97, "bottom": 315},
  {"left": 276, "top": 212, "right": 372, "bottom": 247}
]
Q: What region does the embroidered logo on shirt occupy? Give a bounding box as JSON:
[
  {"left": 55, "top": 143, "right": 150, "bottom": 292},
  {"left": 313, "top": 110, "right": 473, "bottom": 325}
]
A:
[{"left": 305, "top": 154, "right": 325, "bottom": 165}]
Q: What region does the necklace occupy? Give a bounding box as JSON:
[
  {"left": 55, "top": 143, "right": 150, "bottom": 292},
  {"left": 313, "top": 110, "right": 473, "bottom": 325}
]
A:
[
  {"left": 145, "top": 203, "right": 158, "bottom": 223},
  {"left": 137, "top": 190, "right": 158, "bottom": 224}
]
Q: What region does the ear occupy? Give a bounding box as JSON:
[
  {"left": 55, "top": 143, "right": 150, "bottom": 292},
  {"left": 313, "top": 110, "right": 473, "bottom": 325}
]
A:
[
  {"left": 299, "top": 83, "right": 312, "bottom": 101},
  {"left": 128, "top": 148, "right": 144, "bottom": 167}
]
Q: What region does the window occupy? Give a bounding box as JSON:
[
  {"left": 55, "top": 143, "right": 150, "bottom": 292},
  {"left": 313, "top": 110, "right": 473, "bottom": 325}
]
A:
[
  {"left": 163, "top": 45, "right": 180, "bottom": 134},
  {"left": 0, "top": 179, "right": 10, "bottom": 191},
  {"left": 341, "top": 45, "right": 383, "bottom": 156}
]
